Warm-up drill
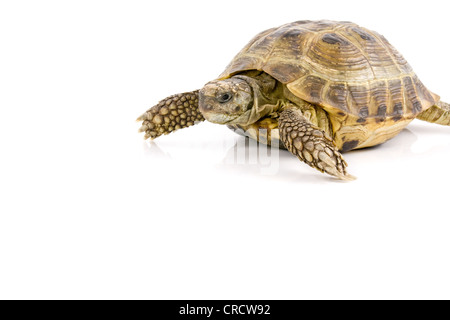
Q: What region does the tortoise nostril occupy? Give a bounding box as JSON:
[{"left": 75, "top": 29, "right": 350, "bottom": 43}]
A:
[{"left": 234, "top": 106, "right": 241, "bottom": 112}]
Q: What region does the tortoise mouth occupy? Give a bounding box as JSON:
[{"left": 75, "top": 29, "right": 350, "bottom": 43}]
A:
[
  {"left": 202, "top": 108, "right": 253, "bottom": 125},
  {"left": 202, "top": 112, "right": 238, "bottom": 124}
]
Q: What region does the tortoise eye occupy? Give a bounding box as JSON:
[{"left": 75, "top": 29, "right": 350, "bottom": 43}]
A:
[{"left": 217, "top": 93, "right": 232, "bottom": 103}]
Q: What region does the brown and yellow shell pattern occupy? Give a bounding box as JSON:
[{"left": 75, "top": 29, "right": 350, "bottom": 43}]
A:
[{"left": 220, "top": 20, "right": 439, "bottom": 150}]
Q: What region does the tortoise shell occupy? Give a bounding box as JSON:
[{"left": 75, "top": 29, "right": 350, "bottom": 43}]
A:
[{"left": 219, "top": 20, "right": 439, "bottom": 126}]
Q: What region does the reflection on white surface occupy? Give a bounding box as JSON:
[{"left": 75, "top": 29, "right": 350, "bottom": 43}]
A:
[
  {"left": 142, "top": 122, "right": 449, "bottom": 182},
  {"left": 143, "top": 141, "right": 172, "bottom": 159}
]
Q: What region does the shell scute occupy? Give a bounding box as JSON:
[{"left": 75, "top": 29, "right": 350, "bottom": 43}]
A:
[{"left": 219, "top": 20, "right": 439, "bottom": 121}]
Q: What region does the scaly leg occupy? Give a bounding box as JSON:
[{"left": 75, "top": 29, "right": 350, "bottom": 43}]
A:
[
  {"left": 278, "top": 108, "right": 355, "bottom": 181},
  {"left": 137, "top": 90, "right": 204, "bottom": 139},
  {"left": 416, "top": 101, "right": 450, "bottom": 126}
]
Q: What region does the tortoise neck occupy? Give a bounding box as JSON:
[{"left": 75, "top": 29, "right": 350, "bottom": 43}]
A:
[
  {"left": 233, "top": 72, "right": 284, "bottom": 105},
  {"left": 231, "top": 73, "right": 287, "bottom": 125}
]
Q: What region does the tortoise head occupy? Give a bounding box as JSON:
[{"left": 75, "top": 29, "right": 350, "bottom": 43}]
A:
[{"left": 199, "top": 77, "right": 254, "bottom": 125}]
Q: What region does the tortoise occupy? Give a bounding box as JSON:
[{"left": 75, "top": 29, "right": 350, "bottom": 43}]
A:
[{"left": 137, "top": 20, "right": 450, "bottom": 180}]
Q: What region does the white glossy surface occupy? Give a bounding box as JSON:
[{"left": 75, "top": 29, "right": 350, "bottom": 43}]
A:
[{"left": 1, "top": 0, "right": 450, "bottom": 299}]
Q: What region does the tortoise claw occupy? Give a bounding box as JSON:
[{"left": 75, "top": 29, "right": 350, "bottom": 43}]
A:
[
  {"left": 138, "top": 124, "right": 148, "bottom": 133},
  {"left": 136, "top": 114, "right": 146, "bottom": 122}
]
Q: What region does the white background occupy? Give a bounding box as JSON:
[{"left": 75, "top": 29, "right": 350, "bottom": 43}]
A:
[{"left": 1, "top": 0, "right": 450, "bottom": 299}]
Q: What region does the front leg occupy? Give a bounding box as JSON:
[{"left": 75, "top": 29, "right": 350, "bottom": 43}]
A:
[
  {"left": 137, "top": 90, "right": 204, "bottom": 139},
  {"left": 279, "top": 108, "right": 355, "bottom": 181}
]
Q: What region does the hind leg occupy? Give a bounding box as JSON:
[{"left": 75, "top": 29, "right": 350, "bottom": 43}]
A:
[{"left": 417, "top": 101, "right": 450, "bottom": 126}]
